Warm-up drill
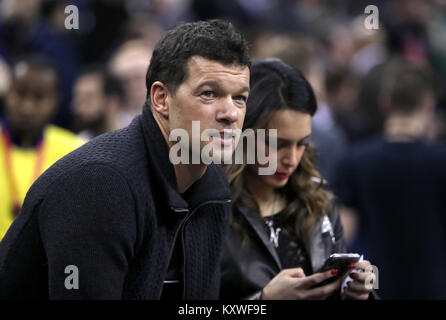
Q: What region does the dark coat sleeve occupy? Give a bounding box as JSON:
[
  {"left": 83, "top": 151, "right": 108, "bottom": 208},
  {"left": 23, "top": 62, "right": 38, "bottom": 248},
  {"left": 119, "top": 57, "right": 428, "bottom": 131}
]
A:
[{"left": 38, "top": 164, "right": 137, "bottom": 299}]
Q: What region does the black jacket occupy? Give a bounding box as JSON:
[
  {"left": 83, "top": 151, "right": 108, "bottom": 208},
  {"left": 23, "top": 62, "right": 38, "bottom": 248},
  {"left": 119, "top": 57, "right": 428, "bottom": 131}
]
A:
[
  {"left": 0, "top": 105, "right": 232, "bottom": 299},
  {"left": 220, "top": 201, "right": 347, "bottom": 300}
]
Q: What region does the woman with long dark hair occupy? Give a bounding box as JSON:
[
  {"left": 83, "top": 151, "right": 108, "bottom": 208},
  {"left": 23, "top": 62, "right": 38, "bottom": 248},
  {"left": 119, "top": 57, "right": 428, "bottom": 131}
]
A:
[{"left": 221, "top": 58, "right": 375, "bottom": 300}]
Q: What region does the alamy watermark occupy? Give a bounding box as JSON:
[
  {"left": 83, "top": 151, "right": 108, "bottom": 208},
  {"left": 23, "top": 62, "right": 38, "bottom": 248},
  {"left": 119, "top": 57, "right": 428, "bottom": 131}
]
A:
[
  {"left": 64, "top": 4, "right": 379, "bottom": 32},
  {"left": 364, "top": 5, "right": 379, "bottom": 30},
  {"left": 64, "top": 5, "right": 79, "bottom": 30},
  {"left": 64, "top": 265, "right": 79, "bottom": 290},
  {"left": 364, "top": 265, "right": 379, "bottom": 290},
  {"left": 63, "top": 263, "right": 378, "bottom": 292},
  {"left": 168, "top": 121, "right": 278, "bottom": 175}
]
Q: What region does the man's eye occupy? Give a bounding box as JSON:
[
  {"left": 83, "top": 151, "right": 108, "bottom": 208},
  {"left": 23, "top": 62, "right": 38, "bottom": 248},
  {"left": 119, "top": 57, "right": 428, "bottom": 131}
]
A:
[
  {"left": 234, "top": 95, "right": 247, "bottom": 102},
  {"left": 201, "top": 91, "right": 215, "bottom": 98}
]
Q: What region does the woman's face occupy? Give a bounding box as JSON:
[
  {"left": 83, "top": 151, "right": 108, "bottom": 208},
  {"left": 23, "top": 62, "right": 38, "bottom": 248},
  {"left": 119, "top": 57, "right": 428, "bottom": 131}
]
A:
[{"left": 247, "top": 109, "right": 312, "bottom": 189}]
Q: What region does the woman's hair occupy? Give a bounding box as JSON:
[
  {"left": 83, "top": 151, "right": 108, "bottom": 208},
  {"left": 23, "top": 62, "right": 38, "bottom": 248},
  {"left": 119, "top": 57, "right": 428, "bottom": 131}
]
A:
[{"left": 225, "top": 58, "right": 333, "bottom": 240}]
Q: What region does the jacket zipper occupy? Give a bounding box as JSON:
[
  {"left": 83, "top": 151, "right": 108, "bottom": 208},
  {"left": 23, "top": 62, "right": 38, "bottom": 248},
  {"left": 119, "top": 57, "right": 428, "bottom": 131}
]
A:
[
  {"left": 181, "top": 199, "right": 231, "bottom": 299},
  {"left": 157, "top": 199, "right": 231, "bottom": 299}
]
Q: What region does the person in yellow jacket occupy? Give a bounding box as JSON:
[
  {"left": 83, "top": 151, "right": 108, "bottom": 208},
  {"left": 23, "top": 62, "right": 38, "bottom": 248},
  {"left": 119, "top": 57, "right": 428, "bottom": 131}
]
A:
[{"left": 0, "top": 56, "right": 85, "bottom": 240}]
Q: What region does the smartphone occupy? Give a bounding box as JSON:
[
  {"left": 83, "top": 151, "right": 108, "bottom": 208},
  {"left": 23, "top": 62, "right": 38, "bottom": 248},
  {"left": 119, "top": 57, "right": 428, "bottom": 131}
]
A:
[{"left": 313, "top": 253, "right": 361, "bottom": 287}]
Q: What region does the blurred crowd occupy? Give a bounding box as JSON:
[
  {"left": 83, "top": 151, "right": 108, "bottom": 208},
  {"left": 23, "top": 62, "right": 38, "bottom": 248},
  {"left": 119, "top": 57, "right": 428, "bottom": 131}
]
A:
[{"left": 0, "top": 0, "right": 446, "bottom": 299}]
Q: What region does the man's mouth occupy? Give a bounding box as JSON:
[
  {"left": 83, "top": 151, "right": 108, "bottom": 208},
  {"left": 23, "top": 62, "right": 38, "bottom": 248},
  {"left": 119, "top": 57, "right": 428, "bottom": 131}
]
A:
[{"left": 209, "top": 130, "right": 235, "bottom": 146}]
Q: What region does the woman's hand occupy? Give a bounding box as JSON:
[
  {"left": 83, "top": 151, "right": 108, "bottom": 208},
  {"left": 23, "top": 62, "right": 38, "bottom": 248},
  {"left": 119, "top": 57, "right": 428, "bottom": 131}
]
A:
[
  {"left": 343, "top": 260, "right": 375, "bottom": 300},
  {"left": 261, "top": 268, "right": 342, "bottom": 300}
]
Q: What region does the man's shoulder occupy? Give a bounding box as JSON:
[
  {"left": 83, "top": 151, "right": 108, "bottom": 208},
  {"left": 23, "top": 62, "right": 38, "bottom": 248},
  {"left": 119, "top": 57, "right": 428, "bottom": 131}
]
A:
[
  {"left": 60, "top": 121, "right": 144, "bottom": 169},
  {"left": 31, "top": 121, "right": 148, "bottom": 197},
  {"left": 29, "top": 159, "right": 133, "bottom": 204}
]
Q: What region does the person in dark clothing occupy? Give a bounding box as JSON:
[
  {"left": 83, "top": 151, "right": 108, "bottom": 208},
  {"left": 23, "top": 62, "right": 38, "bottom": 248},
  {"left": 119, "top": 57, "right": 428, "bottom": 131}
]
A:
[
  {"left": 0, "top": 19, "right": 251, "bottom": 300},
  {"left": 221, "top": 59, "right": 376, "bottom": 300},
  {"left": 333, "top": 61, "right": 446, "bottom": 299}
]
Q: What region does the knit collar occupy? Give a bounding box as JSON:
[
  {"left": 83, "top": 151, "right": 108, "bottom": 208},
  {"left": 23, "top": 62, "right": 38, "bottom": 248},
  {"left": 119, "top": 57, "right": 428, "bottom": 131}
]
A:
[{"left": 139, "top": 103, "right": 231, "bottom": 213}]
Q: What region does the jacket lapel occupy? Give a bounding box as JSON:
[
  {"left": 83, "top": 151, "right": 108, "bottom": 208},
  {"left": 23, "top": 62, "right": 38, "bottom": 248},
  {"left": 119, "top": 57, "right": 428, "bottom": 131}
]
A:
[
  {"left": 237, "top": 203, "right": 337, "bottom": 274},
  {"left": 238, "top": 205, "right": 282, "bottom": 270},
  {"left": 302, "top": 215, "right": 335, "bottom": 273}
]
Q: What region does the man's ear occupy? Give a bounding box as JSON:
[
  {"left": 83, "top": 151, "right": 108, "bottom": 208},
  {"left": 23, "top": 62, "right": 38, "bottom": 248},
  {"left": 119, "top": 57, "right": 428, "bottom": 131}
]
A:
[{"left": 150, "top": 81, "right": 170, "bottom": 118}]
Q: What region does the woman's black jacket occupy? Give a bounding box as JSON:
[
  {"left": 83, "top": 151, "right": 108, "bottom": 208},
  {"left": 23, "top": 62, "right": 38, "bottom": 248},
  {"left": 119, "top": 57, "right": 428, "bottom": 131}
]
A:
[{"left": 220, "top": 201, "right": 378, "bottom": 300}]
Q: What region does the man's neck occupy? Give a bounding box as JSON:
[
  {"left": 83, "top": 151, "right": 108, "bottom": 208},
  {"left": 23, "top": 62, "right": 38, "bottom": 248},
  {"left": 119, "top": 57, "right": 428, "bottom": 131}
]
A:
[
  {"left": 2, "top": 118, "right": 43, "bottom": 148},
  {"left": 384, "top": 112, "right": 428, "bottom": 142},
  {"left": 173, "top": 162, "right": 207, "bottom": 194},
  {"left": 17, "top": 132, "right": 40, "bottom": 147},
  {"left": 152, "top": 109, "right": 207, "bottom": 194}
]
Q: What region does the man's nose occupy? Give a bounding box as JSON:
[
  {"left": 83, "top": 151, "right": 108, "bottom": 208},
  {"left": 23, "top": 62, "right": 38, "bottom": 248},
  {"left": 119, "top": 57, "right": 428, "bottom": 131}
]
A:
[
  {"left": 21, "top": 97, "right": 36, "bottom": 115},
  {"left": 216, "top": 96, "right": 238, "bottom": 126}
]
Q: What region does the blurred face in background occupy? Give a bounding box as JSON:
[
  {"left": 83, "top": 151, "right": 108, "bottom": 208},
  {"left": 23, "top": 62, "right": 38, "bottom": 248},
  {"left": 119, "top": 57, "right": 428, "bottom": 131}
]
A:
[
  {"left": 247, "top": 109, "right": 312, "bottom": 189},
  {"left": 5, "top": 62, "right": 58, "bottom": 137},
  {"left": 72, "top": 73, "right": 107, "bottom": 131},
  {"left": 110, "top": 41, "right": 152, "bottom": 113}
]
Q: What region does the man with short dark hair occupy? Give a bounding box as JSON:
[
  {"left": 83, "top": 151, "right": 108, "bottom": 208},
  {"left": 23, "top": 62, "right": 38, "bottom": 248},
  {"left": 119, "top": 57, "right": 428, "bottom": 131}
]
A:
[{"left": 0, "top": 19, "right": 251, "bottom": 299}]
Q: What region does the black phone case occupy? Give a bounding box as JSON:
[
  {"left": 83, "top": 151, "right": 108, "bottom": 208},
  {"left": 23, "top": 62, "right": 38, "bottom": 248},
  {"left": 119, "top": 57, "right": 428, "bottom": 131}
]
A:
[{"left": 313, "top": 255, "right": 360, "bottom": 287}]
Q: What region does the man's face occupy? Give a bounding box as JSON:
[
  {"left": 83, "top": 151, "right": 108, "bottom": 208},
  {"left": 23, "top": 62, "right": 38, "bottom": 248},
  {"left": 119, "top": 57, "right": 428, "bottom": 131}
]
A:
[
  {"left": 72, "top": 73, "right": 107, "bottom": 130},
  {"left": 5, "top": 64, "right": 58, "bottom": 135},
  {"left": 167, "top": 56, "right": 250, "bottom": 163}
]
